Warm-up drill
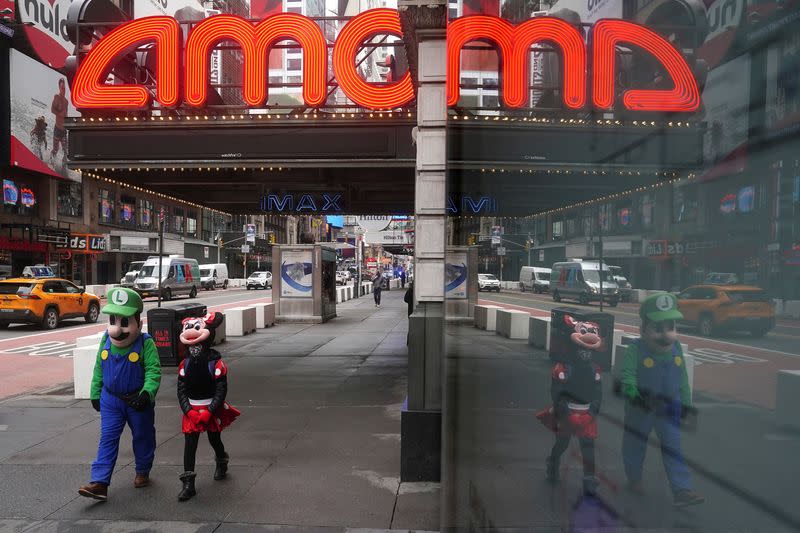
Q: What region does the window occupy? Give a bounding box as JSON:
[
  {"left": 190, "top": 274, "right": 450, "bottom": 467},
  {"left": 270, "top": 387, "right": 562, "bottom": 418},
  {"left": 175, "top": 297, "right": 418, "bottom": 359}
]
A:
[
  {"left": 119, "top": 195, "right": 136, "bottom": 227},
  {"left": 482, "top": 94, "right": 499, "bottom": 108},
  {"left": 287, "top": 58, "right": 302, "bottom": 71},
  {"left": 268, "top": 76, "right": 283, "bottom": 85},
  {"left": 640, "top": 193, "right": 653, "bottom": 228},
  {"left": 173, "top": 207, "right": 184, "bottom": 234},
  {"left": 566, "top": 218, "right": 579, "bottom": 238},
  {"left": 187, "top": 211, "right": 198, "bottom": 238},
  {"left": 138, "top": 199, "right": 153, "bottom": 229},
  {"left": 3, "top": 180, "right": 37, "bottom": 216},
  {"left": 57, "top": 181, "right": 82, "bottom": 217},
  {"left": 202, "top": 210, "right": 213, "bottom": 242},
  {"left": 552, "top": 220, "right": 563, "bottom": 239},
  {"left": 99, "top": 189, "right": 115, "bottom": 225}
]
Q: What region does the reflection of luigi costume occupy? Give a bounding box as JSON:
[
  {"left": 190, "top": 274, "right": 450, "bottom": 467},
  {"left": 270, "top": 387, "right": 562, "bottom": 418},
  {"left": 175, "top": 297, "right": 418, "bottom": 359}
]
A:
[
  {"left": 87, "top": 288, "right": 161, "bottom": 493},
  {"left": 621, "top": 292, "right": 702, "bottom": 506}
]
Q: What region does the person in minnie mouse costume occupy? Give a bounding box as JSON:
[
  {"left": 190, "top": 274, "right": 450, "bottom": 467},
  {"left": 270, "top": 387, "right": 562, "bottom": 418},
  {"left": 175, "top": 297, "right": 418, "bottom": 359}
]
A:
[
  {"left": 176, "top": 312, "right": 240, "bottom": 501},
  {"left": 79, "top": 287, "right": 161, "bottom": 501},
  {"left": 537, "top": 314, "right": 603, "bottom": 495}
]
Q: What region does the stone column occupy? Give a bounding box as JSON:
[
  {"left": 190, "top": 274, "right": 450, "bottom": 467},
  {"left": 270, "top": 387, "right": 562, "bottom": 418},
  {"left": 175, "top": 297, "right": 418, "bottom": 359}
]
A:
[{"left": 400, "top": 0, "right": 447, "bottom": 483}]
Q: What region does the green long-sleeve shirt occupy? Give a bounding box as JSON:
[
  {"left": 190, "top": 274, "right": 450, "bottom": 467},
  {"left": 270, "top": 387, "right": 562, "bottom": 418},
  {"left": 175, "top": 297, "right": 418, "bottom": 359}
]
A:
[
  {"left": 620, "top": 341, "right": 691, "bottom": 407},
  {"left": 89, "top": 333, "right": 161, "bottom": 401}
]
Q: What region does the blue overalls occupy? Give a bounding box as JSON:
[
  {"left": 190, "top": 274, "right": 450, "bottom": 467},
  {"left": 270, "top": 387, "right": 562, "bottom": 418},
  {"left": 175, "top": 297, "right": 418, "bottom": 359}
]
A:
[
  {"left": 91, "top": 333, "right": 156, "bottom": 485},
  {"left": 621, "top": 339, "right": 692, "bottom": 493}
]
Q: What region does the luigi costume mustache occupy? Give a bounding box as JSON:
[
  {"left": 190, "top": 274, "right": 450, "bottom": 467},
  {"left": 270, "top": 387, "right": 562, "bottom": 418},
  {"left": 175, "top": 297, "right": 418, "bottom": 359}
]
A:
[{"left": 78, "top": 288, "right": 161, "bottom": 502}]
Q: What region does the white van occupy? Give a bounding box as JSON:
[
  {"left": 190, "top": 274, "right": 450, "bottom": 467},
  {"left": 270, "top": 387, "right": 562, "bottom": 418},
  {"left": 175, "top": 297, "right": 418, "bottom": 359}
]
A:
[
  {"left": 199, "top": 263, "right": 229, "bottom": 290},
  {"left": 519, "top": 266, "right": 552, "bottom": 293},
  {"left": 550, "top": 261, "right": 619, "bottom": 306},
  {"left": 134, "top": 256, "right": 201, "bottom": 300}
]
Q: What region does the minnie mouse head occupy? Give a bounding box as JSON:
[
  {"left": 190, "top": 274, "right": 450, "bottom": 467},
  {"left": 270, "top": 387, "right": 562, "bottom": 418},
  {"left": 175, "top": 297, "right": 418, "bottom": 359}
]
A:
[
  {"left": 180, "top": 312, "right": 224, "bottom": 349},
  {"left": 564, "top": 315, "right": 604, "bottom": 352}
]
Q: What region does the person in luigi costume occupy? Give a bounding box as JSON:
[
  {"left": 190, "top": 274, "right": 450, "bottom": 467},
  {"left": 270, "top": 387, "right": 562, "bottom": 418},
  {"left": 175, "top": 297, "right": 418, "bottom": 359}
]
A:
[
  {"left": 78, "top": 287, "right": 161, "bottom": 501},
  {"left": 620, "top": 292, "right": 704, "bottom": 507}
]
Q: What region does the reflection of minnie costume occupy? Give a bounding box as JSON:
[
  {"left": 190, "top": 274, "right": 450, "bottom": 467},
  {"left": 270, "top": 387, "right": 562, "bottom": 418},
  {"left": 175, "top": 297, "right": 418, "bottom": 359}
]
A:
[
  {"left": 176, "top": 312, "right": 240, "bottom": 501},
  {"left": 536, "top": 315, "right": 603, "bottom": 494}
]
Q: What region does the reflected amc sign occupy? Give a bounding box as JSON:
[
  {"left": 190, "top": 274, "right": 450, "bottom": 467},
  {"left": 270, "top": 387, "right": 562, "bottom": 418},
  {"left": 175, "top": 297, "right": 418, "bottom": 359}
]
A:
[{"left": 72, "top": 9, "right": 700, "bottom": 112}]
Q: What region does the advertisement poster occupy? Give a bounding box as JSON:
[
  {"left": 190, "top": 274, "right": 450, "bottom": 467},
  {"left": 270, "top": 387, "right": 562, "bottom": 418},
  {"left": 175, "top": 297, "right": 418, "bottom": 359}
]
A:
[
  {"left": 701, "top": 54, "right": 750, "bottom": 165},
  {"left": 445, "top": 252, "right": 468, "bottom": 300},
  {"left": 281, "top": 250, "right": 313, "bottom": 298},
  {"left": 9, "top": 50, "right": 80, "bottom": 180},
  {"left": 16, "top": 0, "right": 75, "bottom": 68}
]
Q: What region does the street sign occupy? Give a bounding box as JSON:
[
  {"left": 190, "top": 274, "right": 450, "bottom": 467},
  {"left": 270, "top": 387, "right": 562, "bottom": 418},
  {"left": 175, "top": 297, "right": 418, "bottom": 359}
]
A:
[
  {"left": 241, "top": 244, "right": 251, "bottom": 253},
  {"left": 245, "top": 224, "right": 256, "bottom": 243},
  {"left": 496, "top": 246, "right": 506, "bottom": 256},
  {"left": 491, "top": 226, "right": 502, "bottom": 245}
]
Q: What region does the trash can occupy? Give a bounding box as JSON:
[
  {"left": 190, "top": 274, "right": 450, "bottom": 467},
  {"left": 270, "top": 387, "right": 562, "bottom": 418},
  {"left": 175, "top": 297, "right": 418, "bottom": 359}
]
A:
[
  {"left": 146, "top": 302, "right": 207, "bottom": 366},
  {"left": 549, "top": 306, "right": 615, "bottom": 370}
]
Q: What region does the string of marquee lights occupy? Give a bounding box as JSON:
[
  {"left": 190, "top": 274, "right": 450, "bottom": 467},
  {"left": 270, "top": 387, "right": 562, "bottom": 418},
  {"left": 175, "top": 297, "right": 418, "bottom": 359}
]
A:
[
  {"left": 448, "top": 114, "right": 696, "bottom": 128},
  {"left": 451, "top": 171, "right": 698, "bottom": 221},
  {"left": 80, "top": 170, "right": 232, "bottom": 217},
  {"left": 74, "top": 110, "right": 415, "bottom": 123}
]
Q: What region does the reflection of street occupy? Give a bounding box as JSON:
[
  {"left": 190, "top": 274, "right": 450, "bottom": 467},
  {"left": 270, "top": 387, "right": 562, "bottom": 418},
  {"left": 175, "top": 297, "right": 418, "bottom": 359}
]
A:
[
  {"left": 479, "top": 291, "right": 800, "bottom": 408},
  {"left": 0, "top": 289, "right": 271, "bottom": 401}
]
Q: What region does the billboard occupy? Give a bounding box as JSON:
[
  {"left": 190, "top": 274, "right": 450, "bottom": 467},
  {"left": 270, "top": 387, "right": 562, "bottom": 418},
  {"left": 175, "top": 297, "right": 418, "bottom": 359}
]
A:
[
  {"left": 9, "top": 50, "right": 80, "bottom": 180},
  {"left": 702, "top": 54, "right": 750, "bottom": 165},
  {"left": 280, "top": 250, "right": 313, "bottom": 298},
  {"left": 135, "top": 0, "right": 205, "bottom": 19},
  {"left": 445, "top": 252, "right": 468, "bottom": 299},
  {"left": 16, "top": 0, "right": 74, "bottom": 68}
]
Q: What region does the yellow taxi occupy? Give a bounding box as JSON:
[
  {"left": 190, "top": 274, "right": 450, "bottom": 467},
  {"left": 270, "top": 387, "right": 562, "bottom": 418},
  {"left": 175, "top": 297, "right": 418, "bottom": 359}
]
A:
[
  {"left": 676, "top": 284, "right": 775, "bottom": 337},
  {"left": 0, "top": 278, "right": 101, "bottom": 330}
]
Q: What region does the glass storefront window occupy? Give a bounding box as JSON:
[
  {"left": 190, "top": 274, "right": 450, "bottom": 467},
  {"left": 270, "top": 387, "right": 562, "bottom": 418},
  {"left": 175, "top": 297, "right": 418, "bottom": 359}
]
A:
[
  {"left": 187, "top": 211, "right": 197, "bottom": 238},
  {"left": 138, "top": 198, "right": 153, "bottom": 230},
  {"left": 173, "top": 207, "right": 184, "bottom": 234},
  {"left": 119, "top": 195, "right": 136, "bottom": 227},
  {"left": 98, "top": 189, "right": 114, "bottom": 225},
  {"left": 57, "top": 181, "right": 82, "bottom": 217}
]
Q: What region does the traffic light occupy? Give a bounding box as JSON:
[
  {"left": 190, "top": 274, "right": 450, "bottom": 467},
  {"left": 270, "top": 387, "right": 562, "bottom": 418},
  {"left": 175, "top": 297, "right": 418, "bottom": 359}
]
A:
[
  {"left": 468, "top": 235, "right": 476, "bottom": 245},
  {"left": 269, "top": 233, "right": 276, "bottom": 244}
]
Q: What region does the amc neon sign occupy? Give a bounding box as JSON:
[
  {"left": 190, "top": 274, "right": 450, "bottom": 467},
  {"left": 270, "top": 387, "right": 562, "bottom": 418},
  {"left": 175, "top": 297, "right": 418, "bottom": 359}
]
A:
[{"left": 72, "top": 9, "right": 699, "bottom": 112}]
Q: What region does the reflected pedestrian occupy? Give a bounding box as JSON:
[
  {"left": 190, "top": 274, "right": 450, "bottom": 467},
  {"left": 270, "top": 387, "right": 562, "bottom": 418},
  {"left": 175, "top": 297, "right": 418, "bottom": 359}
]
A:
[
  {"left": 620, "top": 292, "right": 704, "bottom": 507},
  {"left": 400, "top": 269, "right": 407, "bottom": 288},
  {"left": 372, "top": 270, "right": 383, "bottom": 308}
]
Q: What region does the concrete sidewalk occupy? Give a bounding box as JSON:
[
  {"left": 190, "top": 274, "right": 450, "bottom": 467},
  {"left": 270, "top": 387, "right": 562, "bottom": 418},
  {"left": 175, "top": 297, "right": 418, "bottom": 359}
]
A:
[
  {"left": 441, "top": 322, "right": 800, "bottom": 532},
  {"left": 0, "top": 290, "right": 438, "bottom": 532}
]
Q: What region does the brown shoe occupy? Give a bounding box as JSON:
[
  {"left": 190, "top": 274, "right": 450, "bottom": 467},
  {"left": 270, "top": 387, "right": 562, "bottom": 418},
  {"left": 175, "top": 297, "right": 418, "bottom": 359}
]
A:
[
  {"left": 134, "top": 473, "right": 150, "bottom": 488},
  {"left": 78, "top": 482, "right": 108, "bottom": 501}
]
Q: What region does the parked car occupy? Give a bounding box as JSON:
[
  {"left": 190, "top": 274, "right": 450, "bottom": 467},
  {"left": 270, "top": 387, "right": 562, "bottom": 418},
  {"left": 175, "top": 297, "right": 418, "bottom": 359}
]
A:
[
  {"left": 336, "top": 271, "right": 347, "bottom": 285},
  {"left": 676, "top": 284, "right": 775, "bottom": 337},
  {"left": 246, "top": 271, "right": 272, "bottom": 290},
  {"left": 134, "top": 256, "right": 200, "bottom": 300},
  {"left": 519, "top": 266, "right": 551, "bottom": 293},
  {"left": 478, "top": 273, "right": 501, "bottom": 292},
  {"left": 550, "top": 261, "right": 619, "bottom": 306},
  {"left": 120, "top": 261, "right": 146, "bottom": 288},
  {"left": 199, "top": 263, "right": 229, "bottom": 290},
  {"left": 0, "top": 278, "right": 100, "bottom": 330},
  {"left": 704, "top": 272, "right": 740, "bottom": 285}
]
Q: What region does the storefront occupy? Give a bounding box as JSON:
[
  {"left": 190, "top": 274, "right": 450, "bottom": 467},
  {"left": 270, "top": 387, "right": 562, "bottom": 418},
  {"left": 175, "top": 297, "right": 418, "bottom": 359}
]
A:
[{"left": 55, "top": 233, "right": 106, "bottom": 285}]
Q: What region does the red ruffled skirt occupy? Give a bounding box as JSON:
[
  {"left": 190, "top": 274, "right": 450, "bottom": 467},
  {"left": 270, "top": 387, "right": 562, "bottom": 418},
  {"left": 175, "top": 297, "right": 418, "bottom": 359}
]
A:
[
  {"left": 182, "top": 402, "right": 241, "bottom": 434},
  {"left": 535, "top": 406, "right": 598, "bottom": 439}
]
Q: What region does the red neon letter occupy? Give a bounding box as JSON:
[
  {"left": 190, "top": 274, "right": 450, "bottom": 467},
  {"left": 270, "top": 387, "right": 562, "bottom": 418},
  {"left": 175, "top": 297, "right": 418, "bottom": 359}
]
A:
[
  {"left": 185, "top": 13, "right": 327, "bottom": 107},
  {"left": 447, "top": 16, "right": 586, "bottom": 109},
  {"left": 333, "top": 9, "right": 415, "bottom": 110},
  {"left": 72, "top": 16, "right": 180, "bottom": 109},
  {"left": 591, "top": 19, "right": 699, "bottom": 112}
]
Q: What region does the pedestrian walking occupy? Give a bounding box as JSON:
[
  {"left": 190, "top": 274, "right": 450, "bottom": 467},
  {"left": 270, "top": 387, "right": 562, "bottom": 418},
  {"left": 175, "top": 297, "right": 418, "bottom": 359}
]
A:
[
  {"left": 78, "top": 288, "right": 161, "bottom": 501},
  {"left": 372, "top": 270, "right": 383, "bottom": 308},
  {"left": 620, "top": 292, "right": 704, "bottom": 507},
  {"left": 536, "top": 313, "right": 604, "bottom": 495},
  {"left": 176, "top": 312, "right": 241, "bottom": 501},
  {"left": 400, "top": 269, "right": 407, "bottom": 288}
]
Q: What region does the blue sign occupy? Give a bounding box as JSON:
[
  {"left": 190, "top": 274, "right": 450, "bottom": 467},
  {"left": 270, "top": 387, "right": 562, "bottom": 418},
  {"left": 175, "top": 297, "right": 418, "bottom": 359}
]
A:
[
  {"left": 261, "top": 193, "right": 342, "bottom": 213},
  {"left": 446, "top": 195, "right": 498, "bottom": 214}
]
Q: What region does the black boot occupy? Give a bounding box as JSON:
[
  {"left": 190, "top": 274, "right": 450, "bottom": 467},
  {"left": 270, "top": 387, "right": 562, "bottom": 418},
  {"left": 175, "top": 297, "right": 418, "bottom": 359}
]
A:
[
  {"left": 546, "top": 456, "right": 559, "bottom": 484},
  {"left": 214, "top": 453, "right": 229, "bottom": 480},
  {"left": 178, "top": 471, "right": 196, "bottom": 501},
  {"left": 583, "top": 475, "right": 599, "bottom": 496}
]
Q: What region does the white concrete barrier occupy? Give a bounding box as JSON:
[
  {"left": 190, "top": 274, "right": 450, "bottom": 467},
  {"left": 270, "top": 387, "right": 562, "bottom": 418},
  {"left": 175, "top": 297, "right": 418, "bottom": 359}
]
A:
[
  {"left": 784, "top": 300, "right": 800, "bottom": 319},
  {"left": 73, "top": 344, "right": 97, "bottom": 399},
  {"left": 336, "top": 287, "right": 344, "bottom": 304},
  {"left": 84, "top": 285, "right": 106, "bottom": 299},
  {"left": 253, "top": 303, "right": 270, "bottom": 328},
  {"left": 777, "top": 370, "right": 800, "bottom": 429},
  {"left": 263, "top": 303, "right": 275, "bottom": 326},
  {"left": 772, "top": 299, "right": 784, "bottom": 317},
  {"left": 496, "top": 309, "right": 530, "bottom": 340},
  {"left": 213, "top": 314, "right": 226, "bottom": 345},
  {"left": 225, "top": 306, "right": 256, "bottom": 336},
  {"left": 346, "top": 285, "right": 353, "bottom": 300},
  {"left": 528, "top": 316, "right": 551, "bottom": 350},
  {"left": 474, "top": 304, "right": 501, "bottom": 331}
]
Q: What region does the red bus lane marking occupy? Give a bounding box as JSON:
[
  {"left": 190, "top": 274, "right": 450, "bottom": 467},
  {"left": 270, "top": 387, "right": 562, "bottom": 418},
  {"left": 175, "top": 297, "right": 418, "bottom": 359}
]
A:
[
  {"left": 0, "top": 296, "right": 271, "bottom": 400},
  {"left": 477, "top": 298, "right": 800, "bottom": 409}
]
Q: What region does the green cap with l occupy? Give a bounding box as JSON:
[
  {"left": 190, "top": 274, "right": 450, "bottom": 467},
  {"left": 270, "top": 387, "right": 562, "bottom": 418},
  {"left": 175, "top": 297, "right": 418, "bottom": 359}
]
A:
[
  {"left": 101, "top": 287, "right": 144, "bottom": 317},
  {"left": 639, "top": 292, "right": 684, "bottom": 322}
]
